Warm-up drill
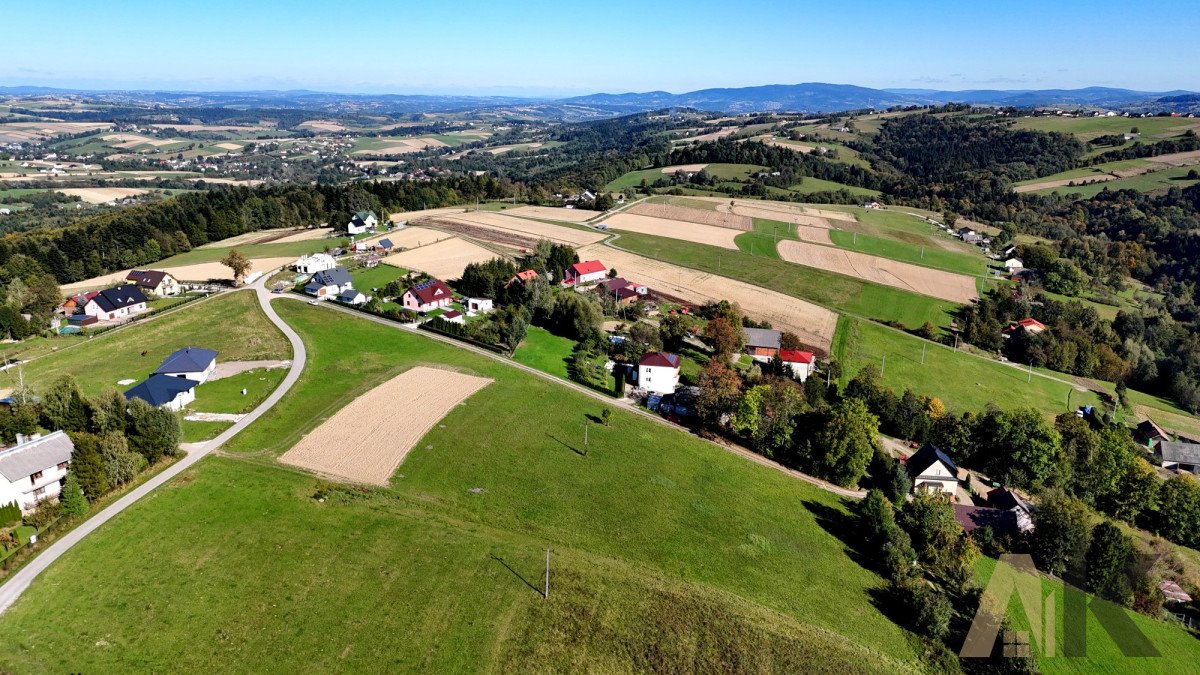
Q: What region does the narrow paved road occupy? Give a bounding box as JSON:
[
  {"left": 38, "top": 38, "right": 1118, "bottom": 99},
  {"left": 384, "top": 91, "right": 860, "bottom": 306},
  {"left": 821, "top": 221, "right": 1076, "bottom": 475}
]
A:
[{"left": 0, "top": 276, "right": 307, "bottom": 615}]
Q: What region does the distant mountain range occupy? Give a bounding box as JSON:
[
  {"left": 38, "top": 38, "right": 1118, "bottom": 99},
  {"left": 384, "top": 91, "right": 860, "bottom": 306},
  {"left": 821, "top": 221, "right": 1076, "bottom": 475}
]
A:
[{"left": 2, "top": 83, "right": 1198, "bottom": 117}]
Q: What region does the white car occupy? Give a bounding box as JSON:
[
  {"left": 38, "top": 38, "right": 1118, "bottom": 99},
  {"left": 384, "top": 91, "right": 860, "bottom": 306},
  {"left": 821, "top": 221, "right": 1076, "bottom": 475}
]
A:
[{"left": 308, "top": 300, "right": 319, "bottom": 306}]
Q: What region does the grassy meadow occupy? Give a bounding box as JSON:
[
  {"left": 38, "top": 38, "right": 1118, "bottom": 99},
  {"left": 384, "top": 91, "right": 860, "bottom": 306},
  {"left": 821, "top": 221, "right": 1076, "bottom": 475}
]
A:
[{"left": 1027, "top": 164, "right": 1200, "bottom": 198}]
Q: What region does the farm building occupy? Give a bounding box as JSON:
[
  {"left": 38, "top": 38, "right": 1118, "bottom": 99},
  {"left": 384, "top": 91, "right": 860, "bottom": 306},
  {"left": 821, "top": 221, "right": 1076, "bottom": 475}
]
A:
[
  {"left": 1156, "top": 441, "right": 1200, "bottom": 475},
  {"left": 124, "top": 373, "right": 200, "bottom": 411},
  {"left": 347, "top": 210, "right": 378, "bottom": 235},
  {"left": 743, "top": 328, "right": 782, "bottom": 361},
  {"left": 81, "top": 286, "right": 148, "bottom": 322},
  {"left": 0, "top": 431, "right": 74, "bottom": 513},
  {"left": 987, "top": 487, "right": 1035, "bottom": 532},
  {"left": 125, "top": 270, "right": 181, "bottom": 296},
  {"left": 338, "top": 289, "right": 368, "bottom": 306},
  {"left": 598, "top": 277, "right": 648, "bottom": 307},
  {"left": 155, "top": 346, "right": 218, "bottom": 384},
  {"left": 564, "top": 260, "right": 607, "bottom": 286},
  {"left": 1137, "top": 419, "right": 1171, "bottom": 446},
  {"left": 293, "top": 253, "right": 337, "bottom": 274},
  {"left": 906, "top": 443, "right": 959, "bottom": 500},
  {"left": 304, "top": 267, "right": 353, "bottom": 298},
  {"left": 1003, "top": 258, "right": 1024, "bottom": 272},
  {"left": 466, "top": 298, "right": 493, "bottom": 314},
  {"left": 637, "top": 351, "right": 681, "bottom": 395},
  {"left": 402, "top": 279, "right": 454, "bottom": 313},
  {"left": 442, "top": 310, "right": 465, "bottom": 324},
  {"left": 780, "top": 349, "right": 816, "bottom": 381}
]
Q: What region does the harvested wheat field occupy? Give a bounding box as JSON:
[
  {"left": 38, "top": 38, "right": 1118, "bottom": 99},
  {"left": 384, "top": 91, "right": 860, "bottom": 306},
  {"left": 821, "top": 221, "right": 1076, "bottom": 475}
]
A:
[
  {"left": 602, "top": 213, "right": 740, "bottom": 249},
  {"left": 659, "top": 163, "right": 709, "bottom": 174},
  {"left": 1014, "top": 175, "right": 1118, "bottom": 193},
  {"left": 686, "top": 128, "right": 736, "bottom": 142},
  {"left": 271, "top": 227, "right": 334, "bottom": 243},
  {"left": 61, "top": 256, "right": 295, "bottom": 293},
  {"left": 299, "top": 120, "right": 346, "bottom": 132},
  {"left": 381, "top": 237, "right": 499, "bottom": 278},
  {"left": 729, "top": 204, "right": 835, "bottom": 229},
  {"left": 628, "top": 203, "right": 751, "bottom": 230},
  {"left": 441, "top": 211, "right": 605, "bottom": 246},
  {"left": 793, "top": 226, "right": 834, "bottom": 244},
  {"left": 356, "top": 138, "right": 448, "bottom": 155},
  {"left": 582, "top": 244, "right": 836, "bottom": 352},
  {"left": 365, "top": 226, "right": 454, "bottom": 249},
  {"left": 1148, "top": 149, "right": 1200, "bottom": 167},
  {"left": 213, "top": 142, "right": 243, "bottom": 151},
  {"left": 56, "top": 187, "right": 147, "bottom": 204},
  {"left": 280, "top": 366, "right": 491, "bottom": 485},
  {"left": 504, "top": 205, "right": 601, "bottom": 222},
  {"left": 389, "top": 206, "right": 469, "bottom": 222},
  {"left": 777, "top": 240, "right": 977, "bottom": 303}
]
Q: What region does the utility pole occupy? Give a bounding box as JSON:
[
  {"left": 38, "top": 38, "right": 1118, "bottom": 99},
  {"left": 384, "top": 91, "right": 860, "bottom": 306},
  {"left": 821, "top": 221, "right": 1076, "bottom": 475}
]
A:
[
  {"left": 1027, "top": 361, "right": 1033, "bottom": 383},
  {"left": 921, "top": 246, "right": 925, "bottom": 259},
  {"left": 881, "top": 354, "right": 886, "bottom": 377},
  {"left": 584, "top": 419, "right": 589, "bottom": 453},
  {"left": 853, "top": 231, "right": 857, "bottom": 245},
  {"left": 921, "top": 342, "right": 926, "bottom": 364},
  {"left": 544, "top": 547, "right": 550, "bottom": 600}
]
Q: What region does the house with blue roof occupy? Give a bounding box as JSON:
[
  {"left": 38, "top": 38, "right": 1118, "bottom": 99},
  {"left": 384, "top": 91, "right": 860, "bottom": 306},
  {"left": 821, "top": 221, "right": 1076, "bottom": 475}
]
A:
[
  {"left": 124, "top": 374, "right": 201, "bottom": 411},
  {"left": 905, "top": 443, "right": 960, "bottom": 500},
  {"left": 304, "top": 267, "right": 353, "bottom": 299},
  {"left": 155, "top": 346, "right": 219, "bottom": 384}
]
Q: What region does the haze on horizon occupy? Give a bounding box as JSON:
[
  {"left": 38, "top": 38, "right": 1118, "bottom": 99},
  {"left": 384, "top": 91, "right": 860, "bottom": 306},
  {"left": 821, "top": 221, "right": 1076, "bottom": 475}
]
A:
[{"left": 3, "top": 0, "right": 1198, "bottom": 96}]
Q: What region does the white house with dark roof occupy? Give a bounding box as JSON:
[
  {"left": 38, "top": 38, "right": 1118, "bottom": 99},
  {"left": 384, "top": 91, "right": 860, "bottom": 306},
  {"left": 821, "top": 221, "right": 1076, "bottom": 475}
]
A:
[
  {"left": 637, "top": 352, "right": 681, "bottom": 395},
  {"left": 304, "top": 267, "right": 353, "bottom": 298},
  {"left": 346, "top": 210, "right": 378, "bottom": 235},
  {"left": 125, "top": 374, "right": 200, "bottom": 411},
  {"left": 155, "top": 346, "right": 218, "bottom": 384},
  {"left": 125, "top": 270, "right": 180, "bottom": 296},
  {"left": 0, "top": 431, "right": 75, "bottom": 512},
  {"left": 906, "top": 443, "right": 959, "bottom": 500},
  {"left": 82, "top": 285, "right": 148, "bottom": 322}
]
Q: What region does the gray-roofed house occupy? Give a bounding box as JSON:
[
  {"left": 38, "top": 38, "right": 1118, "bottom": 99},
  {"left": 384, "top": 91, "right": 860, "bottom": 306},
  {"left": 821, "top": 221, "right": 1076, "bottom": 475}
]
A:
[
  {"left": 987, "top": 486, "right": 1035, "bottom": 532},
  {"left": 125, "top": 373, "right": 201, "bottom": 411},
  {"left": 304, "top": 267, "right": 353, "bottom": 299},
  {"left": 1156, "top": 440, "right": 1200, "bottom": 475},
  {"left": 155, "top": 346, "right": 218, "bottom": 384},
  {"left": 0, "top": 431, "right": 75, "bottom": 512},
  {"left": 337, "top": 289, "right": 368, "bottom": 306},
  {"left": 125, "top": 269, "right": 181, "bottom": 296},
  {"left": 743, "top": 327, "right": 782, "bottom": 362},
  {"left": 82, "top": 285, "right": 148, "bottom": 322}
]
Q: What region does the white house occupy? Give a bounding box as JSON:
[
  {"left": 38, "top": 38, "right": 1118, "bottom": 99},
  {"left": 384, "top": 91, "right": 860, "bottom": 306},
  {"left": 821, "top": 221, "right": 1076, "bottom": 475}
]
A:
[
  {"left": 780, "top": 350, "right": 816, "bottom": 381},
  {"left": 906, "top": 443, "right": 959, "bottom": 500},
  {"left": 564, "top": 260, "right": 608, "bottom": 286},
  {"left": 304, "top": 267, "right": 353, "bottom": 298},
  {"left": 466, "top": 297, "right": 493, "bottom": 315},
  {"left": 442, "top": 310, "right": 466, "bottom": 324},
  {"left": 154, "top": 346, "right": 218, "bottom": 384},
  {"left": 293, "top": 252, "right": 337, "bottom": 274},
  {"left": 1004, "top": 258, "right": 1024, "bottom": 271},
  {"left": 337, "top": 289, "right": 368, "bottom": 306},
  {"left": 82, "top": 286, "right": 148, "bottom": 322},
  {"left": 125, "top": 270, "right": 181, "bottom": 297},
  {"left": 0, "top": 431, "right": 74, "bottom": 513},
  {"left": 637, "top": 352, "right": 681, "bottom": 395},
  {"left": 346, "top": 210, "right": 378, "bottom": 235},
  {"left": 125, "top": 373, "right": 200, "bottom": 411}
]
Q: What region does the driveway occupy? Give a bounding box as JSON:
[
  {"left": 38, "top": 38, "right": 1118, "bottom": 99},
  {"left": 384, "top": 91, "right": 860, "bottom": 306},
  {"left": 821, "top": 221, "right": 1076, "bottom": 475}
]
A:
[{"left": 0, "top": 275, "right": 307, "bottom": 615}]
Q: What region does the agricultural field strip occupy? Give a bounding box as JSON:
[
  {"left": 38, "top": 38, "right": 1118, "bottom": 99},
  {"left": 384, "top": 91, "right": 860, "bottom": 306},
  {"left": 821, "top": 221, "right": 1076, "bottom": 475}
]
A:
[
  {"left": 600, "top": 212, "right": 740, "bottom": 250},
  {"left": 61, "top": 257, "right": 295, "bottom": 293},
  {"left": 626, "top": 202, "right": 752, "bottom": 230},
  {"left": 436, "top": 211, "right": 605, "bottom": 246},
  {"left": 279, "top": 366, "right": 491, "bottom": 485},
  {"left": 585, "top": 242, "right": 837, "bottom": 351},
  {"left": 777, "top": 240, "right": 978, "bottom": 304},
  {"left": 380, "top": 236, "right": 499, "bottom": 279},
  {"left": 502, "top": 206, "right": 600, "bottom": 222}
]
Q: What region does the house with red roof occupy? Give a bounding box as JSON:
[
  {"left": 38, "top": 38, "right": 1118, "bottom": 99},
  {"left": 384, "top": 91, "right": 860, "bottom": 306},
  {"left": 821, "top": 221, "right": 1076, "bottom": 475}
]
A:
[
  {"left": 402, "top": 279, "right": 454, "bottom": 313},
  {"left": 1016, "top": 318, "right": 1045, "bottom": 334},
  {"left": 507, "top": 269, "right": 540, "bottom": 287},
  {"left": 637, "top": 352, "right": 680, "bottom": 395},
  {"left": 564, "top": 260, "right": 607, "bottom": 286},
  {"left": 780, "top": 349, "right": 816, "bottom": 381}
]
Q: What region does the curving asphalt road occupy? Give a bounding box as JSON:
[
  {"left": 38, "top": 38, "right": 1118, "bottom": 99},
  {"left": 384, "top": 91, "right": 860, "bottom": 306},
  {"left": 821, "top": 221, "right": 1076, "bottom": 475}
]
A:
[{"left": 0, "top": 276, "right": 306, "bottom": 615}]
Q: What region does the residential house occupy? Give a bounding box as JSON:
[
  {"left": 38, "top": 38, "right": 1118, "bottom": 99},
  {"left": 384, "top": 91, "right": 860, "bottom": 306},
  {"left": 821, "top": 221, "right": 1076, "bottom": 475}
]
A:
[
  {"left": 126, "top": 270, "right": 181, "bottom": 296},
  {"left": 637, "top": 352, "right": 681, "bottom": 395},
  {"left": 59, "top": 291, "right": 98, "bottom": 315},
  {"left": 1003, "top": 258, "right": 1024, "bottom": 272},
  {"left": 465, "top": 298, "right": 493, "bottom": 314},
  {"left": 987, "top": 487, "right": 1035, "bottom": 532},
  {"left": 743, "top": 327, "right": 782, "bottom": 361},
  {"left": 293, "top": 253, "right": 337, "bottom": 274},
  {"left": 1156, "top": 441, "right": 1200, "bottom": 475},
  {"left": 442, "top": 310, "right": 465, "bottom": 324},
  {"left": 346, "top": 210, "right": 378, "bottom": 235},
  {"left": 599, "top": 277, "right": 648, "bottom": 307},
  {"left": 1137, "top": 419, "right": 1171, "bottom": 447},
  {"left": 304, "top": 267, "right": 353, "bottom": 299},
  {"left": 958, "top": 227, "right": 983, "bottom": 245},
  {"left": 82, "top": 285, "right": 148, "bottom": 322},
  {"left": 337, "top": 289, "right": 368, "bottom": 306},
  {"left": 0, "top": 431, "right": 74, "bottom": 513},
  {"left": 402, "top": 279, "right": 454, "bottom": 312},
  {"left": 363, "top": 254, "right": 382, "bottom": 269},
  {"left": 1009, "top": 317, "right": 1046, "bottom": 335},
  {"left": 780, "top": 350, "right": 816, "bottom": 381},
  {"left": 953, "top": 504, "right": 1020, "bottom": 537},
  {"left": 155, "top": 346, "right": 218, "bottom": 384},
  {"left": 124, "top": 373, "right": 200, "bottom": 411},
  {"left": 564, "top": 260, "right": 607, "bottom": 286},
  {"left": 378, "top": 238, "right": 394, "bottom": 253},
  {"left": 906, "top": 443, "right": 959, "bottom": 500},
  {"left": 507, "top": 269, "right": 540, "bottom": 287}
]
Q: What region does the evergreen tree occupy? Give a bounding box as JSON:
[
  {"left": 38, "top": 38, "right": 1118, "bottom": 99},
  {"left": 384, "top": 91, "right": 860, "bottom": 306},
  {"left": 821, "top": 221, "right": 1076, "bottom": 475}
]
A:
[
  {"left": 60, "top": 471, "right": 89, "bottom": 518},
  {"left": 1086, "top": 521, "right": 1134, "bottom": 605},
  {"left": 68, "top": 432, "right": 110, "bottom": 502},
  {"left": 40, "top": 375, "right": 89, "bottom": 432}
]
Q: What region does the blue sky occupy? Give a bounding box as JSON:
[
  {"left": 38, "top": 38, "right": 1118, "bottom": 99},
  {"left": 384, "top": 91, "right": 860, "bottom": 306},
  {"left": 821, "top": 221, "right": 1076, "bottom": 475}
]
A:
[{"left": 3, "top": 0, "right": 1197, "bottom": 95}]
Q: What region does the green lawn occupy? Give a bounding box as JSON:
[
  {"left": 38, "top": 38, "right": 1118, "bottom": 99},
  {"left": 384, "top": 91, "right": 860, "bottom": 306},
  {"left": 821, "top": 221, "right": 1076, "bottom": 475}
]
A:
[
  {"left": 789, "top": 176, "right": 880, "bottom": 197},
  {"left": 616, "top": 232, "right": 960, "bottom": 329},
  {"left": 0, "top": 301, "right": 931, "bottom": 671},
  {"left": 832, "top": 316, "right": 1104, "bottom": 417},
  {"left": 348, "top": 264, "right": 406, "bottom": 292},
  {"left": 605, "top": 163, "right": 764, "bottom": 191},
  {"left": 512, "top": 325, "right": 615, "bottom": 392},
  {"left": 180, "top": 419, "right": 231, "bottom": 443},
  {"left": 4, "top": 292, "right": 291, "bottom": 398},
  {"left": 1028, "top": 164, "right": 1200, "bottom": 198},
  {"left": 827, "top": 229, "right": 988, "bottom": 276},
  {"left": 155, "top": 238, "right": 349, "bottom": 266},
  {"left": 1011, "top": 115, "right": 1200, "bottom": 141},
  {"left": 192, "top": 368, "right": 288, "bottom": 415}
]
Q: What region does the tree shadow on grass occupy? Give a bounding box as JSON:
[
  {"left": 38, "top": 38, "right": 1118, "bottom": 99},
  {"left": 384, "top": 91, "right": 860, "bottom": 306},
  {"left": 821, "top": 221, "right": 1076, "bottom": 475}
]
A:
[{"left": 490, "top": 554, "right": 544, "bottom": 599}]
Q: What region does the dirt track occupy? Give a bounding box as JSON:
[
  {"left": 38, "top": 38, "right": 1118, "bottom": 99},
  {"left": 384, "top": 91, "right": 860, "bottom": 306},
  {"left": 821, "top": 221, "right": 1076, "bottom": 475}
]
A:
[
  {"left": 585, "top": 243, "right": 837, "bottom": 352},
  {"left": 279, "top": 366, "right": 491, "bottom": 485},
  {"left": 777, "top": 240, "right": 977, "bottom": 303}
]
